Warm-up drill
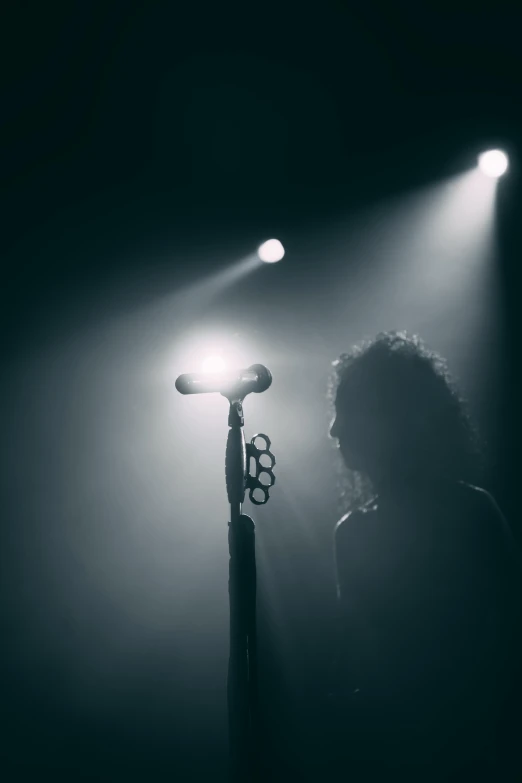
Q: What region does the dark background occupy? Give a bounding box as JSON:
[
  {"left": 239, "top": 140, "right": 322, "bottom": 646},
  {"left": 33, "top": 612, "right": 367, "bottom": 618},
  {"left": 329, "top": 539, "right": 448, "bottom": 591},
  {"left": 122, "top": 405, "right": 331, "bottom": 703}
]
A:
[{"left": 1, "top": 1, "right": 521, "bottom": 780}]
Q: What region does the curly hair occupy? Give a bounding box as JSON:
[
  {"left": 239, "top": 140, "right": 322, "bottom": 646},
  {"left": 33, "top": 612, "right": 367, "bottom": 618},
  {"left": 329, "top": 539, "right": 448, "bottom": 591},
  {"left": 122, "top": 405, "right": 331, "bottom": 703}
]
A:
[{"left": 328, "top": 331, "right": 484, "bottom": 512}]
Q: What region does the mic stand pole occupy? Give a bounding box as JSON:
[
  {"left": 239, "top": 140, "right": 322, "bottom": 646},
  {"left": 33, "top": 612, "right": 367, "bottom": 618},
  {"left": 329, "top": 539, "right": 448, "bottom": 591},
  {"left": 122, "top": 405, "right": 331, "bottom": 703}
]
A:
[{"left": 224, "top": 394, "right": 275, "bottom": 783}]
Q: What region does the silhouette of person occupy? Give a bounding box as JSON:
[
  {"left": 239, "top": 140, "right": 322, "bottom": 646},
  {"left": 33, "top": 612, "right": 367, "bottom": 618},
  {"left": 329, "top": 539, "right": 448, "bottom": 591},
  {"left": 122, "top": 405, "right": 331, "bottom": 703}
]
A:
[{"left": 327, "top": 332, "right": 521, "bottom": 782}]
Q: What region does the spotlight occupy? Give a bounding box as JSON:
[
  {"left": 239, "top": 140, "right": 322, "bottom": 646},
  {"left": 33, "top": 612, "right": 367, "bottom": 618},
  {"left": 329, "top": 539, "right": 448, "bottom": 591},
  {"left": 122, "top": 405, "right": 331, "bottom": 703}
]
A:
[
  {"left": 258, "top": 239, "right": 285, "bottom": 263},
  {"left": 201, "top": 355, "right": 227, "bottom": 374},
  {"left": 478, "top": 149, "right": 509, "bottom": 178}
]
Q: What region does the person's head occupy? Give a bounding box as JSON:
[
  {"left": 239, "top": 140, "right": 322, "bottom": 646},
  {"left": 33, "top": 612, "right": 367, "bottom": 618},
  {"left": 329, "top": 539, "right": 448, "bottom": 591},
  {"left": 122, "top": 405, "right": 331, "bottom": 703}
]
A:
[{"left": 329, "top": 331, "right": 482, "bottom": 494}]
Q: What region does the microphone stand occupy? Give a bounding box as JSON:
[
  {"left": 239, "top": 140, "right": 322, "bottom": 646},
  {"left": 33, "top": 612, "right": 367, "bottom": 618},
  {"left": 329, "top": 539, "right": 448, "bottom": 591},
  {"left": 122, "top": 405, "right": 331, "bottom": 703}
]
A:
[{"left": 224, "top": 392, "right": 275, "bottom": 783}]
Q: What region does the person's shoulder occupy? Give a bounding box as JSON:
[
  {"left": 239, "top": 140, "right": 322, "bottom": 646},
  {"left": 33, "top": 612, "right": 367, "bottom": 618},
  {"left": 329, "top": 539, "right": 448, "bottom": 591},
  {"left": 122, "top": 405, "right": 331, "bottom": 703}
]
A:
[
  {"left": 454, "top": 480, "right": 495, "bottom": 503},
  {"left": 435, "top": 479, "right": 499, "bottom": 515},
  {"left": 452, "top": 481, "right": 506, "bottom": 522},
  {"left": 334, "top": 499, "right": 378, "bottom": 544},
  {"left": 455, "top": 481, "right": 520, "bottom": 556}
]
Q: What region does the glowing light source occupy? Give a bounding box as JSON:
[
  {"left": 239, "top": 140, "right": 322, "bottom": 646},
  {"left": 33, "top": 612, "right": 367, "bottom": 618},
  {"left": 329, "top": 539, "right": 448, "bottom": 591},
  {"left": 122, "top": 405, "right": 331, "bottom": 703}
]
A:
[
  {"left": 258, "top": 239, "right": 285, "bottom": 263},
  {"left": 478, "top": 149, "right": 509, "bottom": 178},
  {"left": 201, "top": 355, "right": 227, "bottom": 374}
]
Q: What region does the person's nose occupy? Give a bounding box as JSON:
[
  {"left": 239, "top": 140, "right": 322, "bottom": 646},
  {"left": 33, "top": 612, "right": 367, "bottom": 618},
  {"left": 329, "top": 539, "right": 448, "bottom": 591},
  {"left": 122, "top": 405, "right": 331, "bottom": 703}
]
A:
[{"left": 329, "top": 417, "right": 339, "bottom": 440}]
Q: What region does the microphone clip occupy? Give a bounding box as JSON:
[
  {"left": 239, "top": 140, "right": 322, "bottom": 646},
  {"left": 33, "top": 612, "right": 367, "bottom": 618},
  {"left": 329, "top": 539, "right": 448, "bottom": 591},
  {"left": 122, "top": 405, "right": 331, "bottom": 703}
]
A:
[{"left": 246, "top": 434, "right": 276, "bottom": 505}]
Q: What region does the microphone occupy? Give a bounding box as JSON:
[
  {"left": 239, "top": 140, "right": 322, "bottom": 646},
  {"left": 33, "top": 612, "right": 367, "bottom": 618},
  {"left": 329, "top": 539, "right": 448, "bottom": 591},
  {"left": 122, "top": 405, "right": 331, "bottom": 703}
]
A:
[{"left": 175, "top": 363, "right": 272, "bottom": 396}]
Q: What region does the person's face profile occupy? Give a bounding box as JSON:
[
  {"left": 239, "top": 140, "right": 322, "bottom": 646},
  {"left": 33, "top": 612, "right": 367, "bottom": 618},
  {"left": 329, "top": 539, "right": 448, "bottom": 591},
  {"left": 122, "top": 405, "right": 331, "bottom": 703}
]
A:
[{"left": 330, "top": 405, "right": 366, "bottom": 471}]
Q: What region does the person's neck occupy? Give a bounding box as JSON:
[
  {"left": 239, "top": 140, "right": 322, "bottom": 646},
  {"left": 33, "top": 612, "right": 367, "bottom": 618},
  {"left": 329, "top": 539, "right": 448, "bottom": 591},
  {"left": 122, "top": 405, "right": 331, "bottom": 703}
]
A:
[{"left": 374, "top": 473, "right": 442, "bottom": 508}]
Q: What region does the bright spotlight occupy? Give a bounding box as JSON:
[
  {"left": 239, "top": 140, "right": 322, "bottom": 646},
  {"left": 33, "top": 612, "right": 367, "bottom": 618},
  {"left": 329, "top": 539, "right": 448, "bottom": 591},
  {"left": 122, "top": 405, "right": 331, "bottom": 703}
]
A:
[
  {"left": 478, "top": 149, "right": 509, "bottom": 178},
  {"left": 201, "top": 355, "right": 227, "bottom": 374},
  {"left": 258, "top": 238, "right": 285, "bottom": 263}
]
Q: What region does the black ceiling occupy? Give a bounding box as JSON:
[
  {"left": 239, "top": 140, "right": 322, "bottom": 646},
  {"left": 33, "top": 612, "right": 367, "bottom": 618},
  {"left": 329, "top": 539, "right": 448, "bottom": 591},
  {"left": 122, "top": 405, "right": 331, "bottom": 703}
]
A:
[{"left": 1, "top": 1, "right": 521, "bottom": 336}]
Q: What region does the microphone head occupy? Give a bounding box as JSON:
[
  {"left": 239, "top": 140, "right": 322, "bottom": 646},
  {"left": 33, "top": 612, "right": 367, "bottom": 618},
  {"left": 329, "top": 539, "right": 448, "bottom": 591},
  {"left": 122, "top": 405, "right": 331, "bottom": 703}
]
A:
[
  {"left": 247, "top": 364, "right": 272, "bottom": 393},
  {"left": 175, "top": 373, "right": 193, "bottom": 394},
  {"left": 175, "top": 364, "right": 272, "bottom": 396}
]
